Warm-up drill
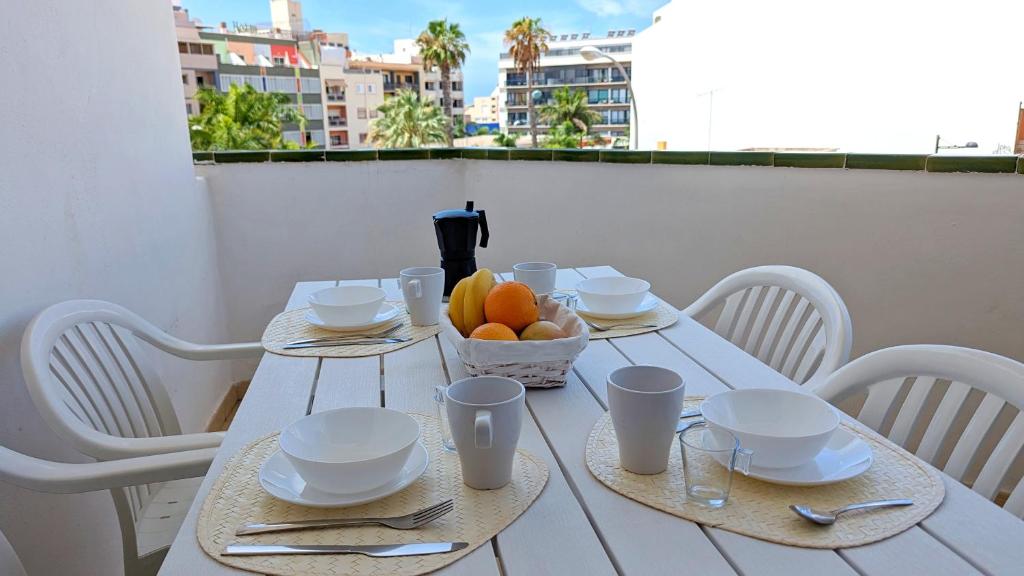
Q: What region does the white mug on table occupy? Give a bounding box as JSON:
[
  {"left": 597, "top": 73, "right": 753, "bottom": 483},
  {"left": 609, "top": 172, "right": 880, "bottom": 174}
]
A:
[
  {"left": 513, "top": 262, "right": 557, "bottom": 295},
  {"left": 400, "top": 267, "right": 444, "bottom": 326},
  {"left": 445, "top": 376, "right": 525, "bottom": 490},
  {"left": 607, "top": 365, "right": 686, "bottom": 475}
]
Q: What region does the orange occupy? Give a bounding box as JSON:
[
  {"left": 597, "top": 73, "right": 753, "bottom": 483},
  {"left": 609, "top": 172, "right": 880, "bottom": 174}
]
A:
[
  {"left": 484, "top": 281, "right": 539, "bottom": 332},
  {"left": 469, "top": 322, "right": 519, "bottom": 341}
]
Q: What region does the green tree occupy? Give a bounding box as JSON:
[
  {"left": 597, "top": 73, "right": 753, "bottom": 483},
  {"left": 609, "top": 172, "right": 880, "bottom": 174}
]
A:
[
  {"left": 542, "top": 122, "right": 586, "bottom": 149},
  {"left": 188, "top": 84, "right": 305, "bottom": 151},
  {"left": 476, "top": 126, "right": 491, "bottom": 135},
  {"left": 540, "top": 87, "right": 601, "bottom": 135},
  {"left": 369, "top": 89, "right": 447, "bottom": 148},
  {"left": 417, "top": 19, "right": 470, "bottom": 145},
  {"left": 504, "top": 17, "right": 550, "bottom": 148},
  {"left": 493, "top": 133, "right": 518, "bottom": 147},
  {"left": 453, "top": 116, "right": 467, "bottom": 139}
]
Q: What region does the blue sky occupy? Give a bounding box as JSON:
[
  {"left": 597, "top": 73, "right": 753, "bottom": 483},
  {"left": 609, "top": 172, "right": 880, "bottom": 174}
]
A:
[{"left": 179, "top": 0, "right": 661, "bottom": 101}]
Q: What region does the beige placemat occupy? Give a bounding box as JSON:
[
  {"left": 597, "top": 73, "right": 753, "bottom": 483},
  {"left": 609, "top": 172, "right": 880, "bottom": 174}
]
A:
[
  {"left": 197, "top": 414, "right": 549, "bottom": 575},
  {"left": 575, "top": 300, "right": 679, "bottom": 339},
  {"left": 262, "top": 305, "right": 441, "bottom": 357},
  {"left": 586, "top": 398, "right": 945, "bottom": 549}
]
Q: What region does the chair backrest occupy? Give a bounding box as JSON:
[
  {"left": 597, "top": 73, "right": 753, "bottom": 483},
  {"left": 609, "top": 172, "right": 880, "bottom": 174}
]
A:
[
  {"left": 0, "top": 528, "right": 27, "bottom": 576},
  {"left": 682, "top": 266, "right": 853, "bottom": 387},
  {"left": 813, "top": 345, "right": 1024, "bottom": 518}
]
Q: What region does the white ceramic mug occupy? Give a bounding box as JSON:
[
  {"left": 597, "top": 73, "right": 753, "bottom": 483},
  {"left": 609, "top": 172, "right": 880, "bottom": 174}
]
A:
[
  {"left": 445, "top": 376, "right": 525, "bottom": 490},
  {"left": 513, "top": 262, "right": 557, "bottom": 295},
  {"left": 607, "top": 365, "right": 686, "bottom": 474},
  {"left": 400, "top": 267, "right": 444, "bottom": 326}
]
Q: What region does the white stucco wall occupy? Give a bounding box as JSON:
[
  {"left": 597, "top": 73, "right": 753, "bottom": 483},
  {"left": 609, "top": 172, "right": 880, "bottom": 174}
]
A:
[
  {"left": 204, "top": 160, "right": 1023, "bottom": 365},
  {"left": 0, "top": 2, "right": 233, "bottom": 574}
]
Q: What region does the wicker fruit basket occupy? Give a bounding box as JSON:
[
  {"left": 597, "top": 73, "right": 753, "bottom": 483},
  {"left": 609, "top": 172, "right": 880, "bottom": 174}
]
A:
[{"left": 440, "top": 295, "right": 589, "bottom": 388}]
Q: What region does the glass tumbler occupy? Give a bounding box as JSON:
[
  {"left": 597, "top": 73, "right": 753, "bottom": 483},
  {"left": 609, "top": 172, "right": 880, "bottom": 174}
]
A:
[
  {"left": 678, "top": 422, "right": 752, "bottom": 508},
  {"left": 433, "top": 385, "right": 456, "bottom": 452}
]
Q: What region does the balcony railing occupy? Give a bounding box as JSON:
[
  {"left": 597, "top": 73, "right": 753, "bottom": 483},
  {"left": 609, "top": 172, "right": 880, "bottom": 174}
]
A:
[
  {"left": 383, "top": 82, "right": 418, "bottom": 91},
  {"left": 327, "top": 93, "right": 346, "bottom": 102},
  {"left": 328, "top": 117, "right": 347, "bottom": 127}
]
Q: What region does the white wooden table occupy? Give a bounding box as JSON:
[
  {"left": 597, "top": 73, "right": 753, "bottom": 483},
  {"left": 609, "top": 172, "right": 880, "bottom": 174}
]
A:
[{"left": 161, "top": 266, "right": 1024, "bottom": 576}]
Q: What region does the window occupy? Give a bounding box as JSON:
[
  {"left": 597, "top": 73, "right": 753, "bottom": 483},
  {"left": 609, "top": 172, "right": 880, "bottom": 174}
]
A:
[
  {"left": 188, "top": 43, "right": 204, "bottom": 54},
  {"left": 356, "top": 84, "right": 365, "bottom": 94},
  {"left": 182, "top": 74, "right": 188, "bottom": 85},
  {"left": 196, "top": 75, "right": 205, "bottom": 87},
  {"left": 453, "top": 99, "right": 463, "bottom": 108},
  {"left": 451, "top": 81, "right": 462, "bottom": 91},
  {"left": 368, "top": 84, "right": 376, "bottom": 94},
  {"left": 404, "top": 75, "right": 413, "bottom": 83},
  {"left": 201, "top": 44, "right": 213, "bottom": 55},
  {"left": 357, "top": 107, "right": 367, "bottom": 119},
  {"left": 588, "top": 89, "right": 608, "bottom": 104},
  {"left": 186, "top": 103, "right": 192, "bottom": 115},
  {"left": 425, "top": 82, "right": 435, "bottom": 90},
  {"left": 359, "top": 133, "right": 368, "bottom": 144},
  {"left": 369, "top": 109, "right": 378, "bottom": 119},
  {"left": 178, "top": 42, "right": 188, "bottom": 54},
  {"left": 273, "top": 57, "right": 285, "bottom": 66}
]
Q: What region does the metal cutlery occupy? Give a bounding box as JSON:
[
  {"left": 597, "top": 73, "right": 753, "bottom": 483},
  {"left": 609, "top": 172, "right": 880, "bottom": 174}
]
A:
[
  {"left": 236, "top": 500, "right": 454, "bottom": 535},
  {"left": 283, "top": 337, "right": 410, "bottom": 350},
  {"left": 790, "top": 499, "right": 914, "bottom": 525},
  {"left": 222, "top": 542, "right": 469, "bottom": 558},
  {"left": 582, "top": 319, "right": 658, "bottom": 332},
  {"left": 288, "top": 324, "right": 403, "bottom": 345}
]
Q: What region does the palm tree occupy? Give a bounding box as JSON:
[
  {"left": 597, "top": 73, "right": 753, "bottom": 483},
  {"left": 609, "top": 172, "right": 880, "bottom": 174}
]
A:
[
  {"left": 504, "top": 17, "right": 549, "bottom": 147},
  {"left": 493, "top": 133, "right": 518, "bottom": 148},
  {"left": 540, "top": 87, "right": 601, "bottom": 138},
  {"left": 417, "top": 19, "right": 470, "bottom": 146},
  {"left": 369, "top": 89, "right": 447, "bottom": 148},
  {"left": 188, "top": 84, "right": 304, "bottom": 150}
]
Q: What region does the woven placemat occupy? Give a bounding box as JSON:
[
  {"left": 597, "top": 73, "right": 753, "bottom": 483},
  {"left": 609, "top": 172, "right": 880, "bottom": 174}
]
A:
[
  {"left": 575, "top": 300, "right": 679, "bottom": 340},
  {"left": 262, "top": 305, "right": 442, "bottom": 357},
  {"left": 586, "top": 398, "right": 945, "bottom": 549},
  {"left": 197, "top": 414, "right": 549, "bottom": 575}
]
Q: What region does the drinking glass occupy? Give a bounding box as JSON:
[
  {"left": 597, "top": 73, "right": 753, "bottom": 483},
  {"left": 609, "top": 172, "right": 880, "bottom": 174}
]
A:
[
  {"left": 433, "top": 385, "right": 456, "bottom": 452},
  {"left": 678, "top": 422, "right": 752, "bottom": 508}
]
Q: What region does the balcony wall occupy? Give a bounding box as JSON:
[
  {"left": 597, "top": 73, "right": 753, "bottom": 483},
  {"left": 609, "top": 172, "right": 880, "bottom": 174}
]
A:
[{"left": 201, "top": 157, "right": 1024, "bottom": 364}]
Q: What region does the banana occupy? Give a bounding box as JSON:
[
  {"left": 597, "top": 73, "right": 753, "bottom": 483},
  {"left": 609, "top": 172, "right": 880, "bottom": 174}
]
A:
[
  {"left": 448, "top": 277, "right": 469, "bottom": 335},
  {"left": 462, "top": 268, "right": 495, "bottom": 336}
]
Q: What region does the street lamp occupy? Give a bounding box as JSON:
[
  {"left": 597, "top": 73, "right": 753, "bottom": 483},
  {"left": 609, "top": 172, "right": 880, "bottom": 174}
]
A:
[
  {"left": 580, "top": 45, "right": 638, "bottom": 150},
  {"left": 934, "top": 134, "right": 979, "bottom": 154}
]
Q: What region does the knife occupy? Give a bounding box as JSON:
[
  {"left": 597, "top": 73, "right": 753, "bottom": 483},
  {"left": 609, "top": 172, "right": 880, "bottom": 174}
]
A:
[
  {"left": 283, "top": 338, "right": 410, "bottom": 350},
  {"left": 222, "top": 542, "right": 469, "bottom": 557}
]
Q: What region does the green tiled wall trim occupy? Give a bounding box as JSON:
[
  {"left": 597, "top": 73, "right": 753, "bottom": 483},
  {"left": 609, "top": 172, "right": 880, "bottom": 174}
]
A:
[{"left": 193, "top": 149, "right": 1024, "bottom": 174}]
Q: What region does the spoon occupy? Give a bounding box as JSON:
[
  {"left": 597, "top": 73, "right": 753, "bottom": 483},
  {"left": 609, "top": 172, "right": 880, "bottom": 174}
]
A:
[{"left": 790, "top": 499, "right": 914, "bottom": 525}]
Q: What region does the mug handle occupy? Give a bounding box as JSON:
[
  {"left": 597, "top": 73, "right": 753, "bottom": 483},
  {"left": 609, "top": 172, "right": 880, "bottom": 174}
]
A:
[
  {"left": 474, "top": 409, "right": 492, "bottom": 449},
  {"left": 404, "top": 278, "right": 422, "bottom": 299}
]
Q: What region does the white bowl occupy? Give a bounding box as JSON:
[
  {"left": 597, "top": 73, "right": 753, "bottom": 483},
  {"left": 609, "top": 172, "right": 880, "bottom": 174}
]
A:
[
  {"left": 575, "top": 277, "right": 651, "bottom": 315},
  {"left": 279, "top": 407, "right": 420, "bottom": 494},
  {"left": 701, "top": 389, "right": 839, "bottom": 469},
  {"left": 309, "top": 286, "right": 386, "bottom": 326}
]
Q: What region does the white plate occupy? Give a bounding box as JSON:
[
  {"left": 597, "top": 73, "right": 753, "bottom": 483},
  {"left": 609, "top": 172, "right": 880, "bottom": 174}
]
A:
[
  {"left": 305, "top": 302, "right": 401, "bottom": 331},
  {"left": 575, "top": 294, "right": 659, "bottom": 320},
  {"left": 707, "top": 428, "right": 873, "bottom": 486},
  {"left": 259, "top": 442, "right": 428, "bottom": 508}
]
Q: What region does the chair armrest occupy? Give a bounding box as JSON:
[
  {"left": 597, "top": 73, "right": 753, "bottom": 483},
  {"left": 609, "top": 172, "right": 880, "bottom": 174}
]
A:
[
  {"left": 73, "top": 430, "right": 225, "bottom": 461},
  {"left": 156, "top": 340, "right": 265, "bottom": 361},
  {"left": 0, "top": 446, "right": 218, "bottom": 494}
]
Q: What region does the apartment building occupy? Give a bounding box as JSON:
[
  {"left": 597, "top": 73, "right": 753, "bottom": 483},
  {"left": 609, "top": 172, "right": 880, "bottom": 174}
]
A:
[
  {"left": 198, "top": 27, "right": 325, "bottom": 147},
  {"left": 350, "top": 39, "right": 465, "bottom": 127},
  {"left": 173, "top": 5, "right": 217, "bottom": 117},
  {"left": 464, "top": 87, "right": 499, "bottom": 125},
  {"left": 498, "top": 30, "right": 634, "bottom": 138}
]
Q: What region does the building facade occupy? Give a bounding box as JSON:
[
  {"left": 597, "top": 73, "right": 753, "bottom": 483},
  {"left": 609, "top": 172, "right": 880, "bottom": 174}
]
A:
[
  {"left": 173, "top": 5, "right": 218, "bottom": 118},
  {"left": 464, "top": 87, "right": 499, "bottom": 125},
  {"left": 199, "top": 28, "right": 325, "bottom": 147},
  {"left": 498, "top": 31, "right": 634, "bottom": 138}
]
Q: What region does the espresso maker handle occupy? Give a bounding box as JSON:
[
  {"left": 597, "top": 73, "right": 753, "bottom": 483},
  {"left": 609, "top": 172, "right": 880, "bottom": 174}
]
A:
[{"left": 477, "top": 210, "right": 489, "bottom": 248}]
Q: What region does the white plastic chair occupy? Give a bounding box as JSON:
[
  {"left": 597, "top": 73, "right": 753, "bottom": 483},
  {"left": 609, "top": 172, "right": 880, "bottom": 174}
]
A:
[
  {"left": 0, "top": 442, "right": 217, "bottom": 576},
  {"left": 682, "top": 266, "right": 853, "bottom": 388},
  {"left": 811, "top": 345, "right": 1024, "bottom": 518},
  {"left": 1, "top": 526, "right": 26, "bottom": 576},
  {"left": 20, "top": 299, "right": 262, "bottom": 575}
]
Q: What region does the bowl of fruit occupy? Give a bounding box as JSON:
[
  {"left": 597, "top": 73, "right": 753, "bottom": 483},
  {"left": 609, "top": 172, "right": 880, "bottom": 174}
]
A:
[{"left": 441, "top": 268, "right": 589, "bottom": 388}]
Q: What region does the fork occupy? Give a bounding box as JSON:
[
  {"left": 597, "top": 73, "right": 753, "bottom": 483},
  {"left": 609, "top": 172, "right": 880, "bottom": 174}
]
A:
[
  {"left": 235, "top": 499, "right": 455, "bottom": 535},
  {"left": 288, "top": 324, "right": 402, "bottom": 345},
  {"left": 583, "top": 319, "right": 658, "bottom": 332}
]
